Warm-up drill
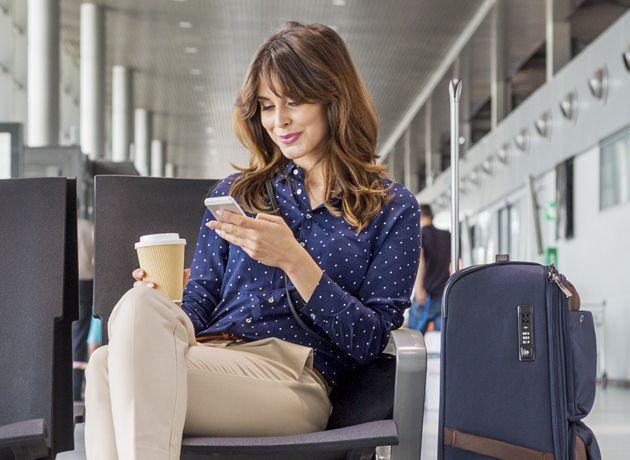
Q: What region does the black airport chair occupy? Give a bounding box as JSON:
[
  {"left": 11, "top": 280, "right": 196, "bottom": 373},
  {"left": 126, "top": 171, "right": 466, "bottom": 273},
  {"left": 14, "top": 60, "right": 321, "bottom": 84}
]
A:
[
  {"left": 0, "top": 178, "right": 79, "bottom": 460},
  {"left": 92, "top": 175, "right": 427, "bottom": 459}
]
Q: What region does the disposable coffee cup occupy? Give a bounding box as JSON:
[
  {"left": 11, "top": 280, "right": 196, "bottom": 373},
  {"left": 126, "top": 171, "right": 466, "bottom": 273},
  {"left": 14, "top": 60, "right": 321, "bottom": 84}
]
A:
[{"left": 134, "top": 233, "right": 186, "bottom": 302}]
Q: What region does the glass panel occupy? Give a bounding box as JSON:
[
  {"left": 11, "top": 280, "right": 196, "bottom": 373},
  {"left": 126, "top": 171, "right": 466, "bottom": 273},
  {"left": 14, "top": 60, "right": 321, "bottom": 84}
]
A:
[
  {"left": 472, "top": 211, "right": 499, "bottom": 264},
  {"left": 498, "top": 206, "right": 511, "bottom": 255},
  {"left": 510, "top": 200, "right": 521, "bottom": 260},
  {"left": 0, "top": 133, "right": 11, "bottom": 179},
  {"left": 600, "top": 127, "right": 630, "bottom": 210}
]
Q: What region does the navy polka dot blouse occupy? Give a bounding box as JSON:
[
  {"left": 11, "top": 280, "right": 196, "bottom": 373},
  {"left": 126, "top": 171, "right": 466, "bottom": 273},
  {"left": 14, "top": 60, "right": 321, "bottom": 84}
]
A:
[{"left": 182, "top": 161, "right": 421, "bottom": 385}]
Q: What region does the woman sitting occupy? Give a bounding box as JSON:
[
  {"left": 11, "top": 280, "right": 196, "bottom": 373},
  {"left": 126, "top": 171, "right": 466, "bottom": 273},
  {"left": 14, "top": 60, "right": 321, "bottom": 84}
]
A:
[{"left": 84, "top": 21, "right": 420, "bottom": 460}]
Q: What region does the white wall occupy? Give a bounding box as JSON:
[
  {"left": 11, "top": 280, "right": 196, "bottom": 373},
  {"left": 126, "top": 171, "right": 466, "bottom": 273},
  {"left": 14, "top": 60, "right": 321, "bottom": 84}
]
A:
[
  {"left": 556, "top": 146, "right": 630, "bottom": 380},
  {"left": 532, "top": 145, "right": 630, "bottom": 381},
  {"left": 422, "top": 10, "right": 630, "bottom": 382},
  {"left": 447, "top": 143, "right": 630, "bottom": 381}
]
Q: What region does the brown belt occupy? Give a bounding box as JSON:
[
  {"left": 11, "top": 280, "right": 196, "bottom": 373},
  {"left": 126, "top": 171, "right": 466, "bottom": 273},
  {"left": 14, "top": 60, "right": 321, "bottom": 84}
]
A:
[
  {"left": 196, "top": 332, "right": 246, "bottom": 344},
  {"left": 443, "top": 427, "right": 554, "bottom": 460}
]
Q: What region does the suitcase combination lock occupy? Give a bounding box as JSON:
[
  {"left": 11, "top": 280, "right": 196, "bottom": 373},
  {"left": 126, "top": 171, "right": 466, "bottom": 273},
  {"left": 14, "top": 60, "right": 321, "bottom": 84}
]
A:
[{"left": 518, "top": 305, "right": 535, "bottom": 362}]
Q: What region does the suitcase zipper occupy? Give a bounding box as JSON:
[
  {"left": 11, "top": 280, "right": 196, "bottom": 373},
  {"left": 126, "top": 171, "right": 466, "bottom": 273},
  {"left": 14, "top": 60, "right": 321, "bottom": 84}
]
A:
[
  {"left": 548, "top": 266, "right": 574, "bottom": 460},
  {"left": 548, "top": 264, "right": 573, "bottom": 299},
  {"left": 547, "top": 278, "right": 564, "bottom": 459},
  {"left": 442, "top": 261, "right": 542, "bottom": 318}
]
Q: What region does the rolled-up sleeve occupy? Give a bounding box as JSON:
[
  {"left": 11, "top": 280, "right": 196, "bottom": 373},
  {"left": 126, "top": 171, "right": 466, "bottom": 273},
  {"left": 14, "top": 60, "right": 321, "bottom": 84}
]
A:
[
  {"left": 181, "top": 176, "right": 237, "bottom": 332},
  {"left": 298, "top": 195, "right": 421, "bottom": 364}
]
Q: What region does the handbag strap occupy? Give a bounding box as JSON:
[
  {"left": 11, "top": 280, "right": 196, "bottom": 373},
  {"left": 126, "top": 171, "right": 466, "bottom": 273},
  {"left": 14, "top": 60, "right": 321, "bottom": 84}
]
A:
[{"left": 265, "top": 180, "right": 337, "bottom": 348}]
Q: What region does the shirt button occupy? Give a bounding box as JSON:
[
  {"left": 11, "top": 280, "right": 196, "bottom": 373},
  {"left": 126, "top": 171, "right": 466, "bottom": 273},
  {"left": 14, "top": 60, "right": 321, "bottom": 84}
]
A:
[
  {"left": 306, "top": 213, "right": 312, "bottom": 219},
  {"left": 268, "top": 297, "right": 275, "bottom": 303},
  {"left": 300, "top": 241, "right": 306, "bottom": 247},
  {"left": 245, "top": 317, "right": 252, "bottom": 323},
  {"left": 296, "top": 189, "right": 302, "bottom": 195},
  {"left": 293, "top": 169, "right": 298, "bottom": 175}
]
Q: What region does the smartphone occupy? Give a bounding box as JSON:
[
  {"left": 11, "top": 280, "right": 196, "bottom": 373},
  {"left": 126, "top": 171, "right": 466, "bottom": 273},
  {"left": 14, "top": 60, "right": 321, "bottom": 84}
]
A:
[{"left": 204, "top": 196, "right": 246, "bottom": 221}]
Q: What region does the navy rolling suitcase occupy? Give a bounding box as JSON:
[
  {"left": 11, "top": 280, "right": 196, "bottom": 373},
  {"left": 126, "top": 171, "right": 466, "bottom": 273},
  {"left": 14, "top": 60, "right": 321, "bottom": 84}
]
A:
[
  {"left": 439, "top": 81, "right": 601, "bottom": 459},
  {"left": 438, "top": 260, "right": 600, "bottom": 459}
]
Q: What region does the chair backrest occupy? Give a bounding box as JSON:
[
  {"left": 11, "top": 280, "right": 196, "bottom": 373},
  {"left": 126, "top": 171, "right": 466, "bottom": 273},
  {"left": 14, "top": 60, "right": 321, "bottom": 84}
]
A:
[
  {"left": 0, "top": 177, "right": 78, "bottom": 456},
  {"left": 93, "top": 175, "right": 218, "bottom": 343},
  {"left": 92, "top": 175, "right": 401, "bottom": 431}
]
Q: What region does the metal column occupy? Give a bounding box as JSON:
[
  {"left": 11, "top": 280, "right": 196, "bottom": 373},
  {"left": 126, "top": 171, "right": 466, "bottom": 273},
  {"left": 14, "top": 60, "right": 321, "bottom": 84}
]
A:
[
  {"left": 403, "top": 129, "right": 412, "bottom": 191},
  {"left": 165, "top": 163, "right": 177, "bottom": 178},
  {"left": 112, "top": 65, "right": 133, "bottom": 162},
  {"left": 490, "top": 0, "right": 510, "bottom": 129},
  {"left": 387, "top": 147, "right": 396, "bottom": 179},
  {"left": 134, "top": 108, "right": 151, "bottom": 176},
  {"left": 545, "top": 0, "right": 572, "bottom": 81},
  {"left": 27, "top": 0, "right": 59, "bottom": 146},
  {"left": 424, "top": 99, "right": 440, "bottom": 186},
  {"left": 151, "top": 140, "right": 165, "bottom": 177},
  {"left": 80, "top": 3, "right": 105, "bottom": 159}
]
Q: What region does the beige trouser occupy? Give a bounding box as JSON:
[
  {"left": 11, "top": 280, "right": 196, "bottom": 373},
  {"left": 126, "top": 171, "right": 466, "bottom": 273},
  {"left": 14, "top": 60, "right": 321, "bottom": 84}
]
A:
[{"left": 84, "top": 285, "right": 331, "bottom": 460}]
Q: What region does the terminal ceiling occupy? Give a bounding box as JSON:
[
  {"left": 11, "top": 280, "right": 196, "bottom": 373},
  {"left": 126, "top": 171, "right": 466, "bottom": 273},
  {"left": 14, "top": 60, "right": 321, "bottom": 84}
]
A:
[{"left": 59, "top": 0, "right": 551, "bottom": 179}]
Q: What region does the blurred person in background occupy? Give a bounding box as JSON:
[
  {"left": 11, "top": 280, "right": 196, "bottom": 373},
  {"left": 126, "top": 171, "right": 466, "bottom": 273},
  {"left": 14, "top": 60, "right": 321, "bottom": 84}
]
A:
[
  {"left": 410, "top": 204, "right": 450, "bottom": 333},
  {"left": 87, "top": 315, "right": 102, "bottom": 356}
]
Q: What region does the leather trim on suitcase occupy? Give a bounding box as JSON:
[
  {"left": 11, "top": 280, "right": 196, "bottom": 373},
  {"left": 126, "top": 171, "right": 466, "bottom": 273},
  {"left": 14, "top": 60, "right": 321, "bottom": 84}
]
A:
[
  {"left": 575, "top": 435, "right": 588, "bottom": 460},
  {"left": 443, "top": 427, "right": 554, "bottom": 460}
]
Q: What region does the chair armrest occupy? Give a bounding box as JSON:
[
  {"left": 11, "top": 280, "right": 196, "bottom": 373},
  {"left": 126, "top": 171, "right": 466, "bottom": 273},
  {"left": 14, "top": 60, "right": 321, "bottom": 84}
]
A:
[
  {"left": 182, "top": 420, "right": 398, "bottom": 457},
  {"left": 388, "top": 328, "right": 427, "bottom": 460},
  {"left": 0, "top": 418, "right": 50, "bottom": 458}
]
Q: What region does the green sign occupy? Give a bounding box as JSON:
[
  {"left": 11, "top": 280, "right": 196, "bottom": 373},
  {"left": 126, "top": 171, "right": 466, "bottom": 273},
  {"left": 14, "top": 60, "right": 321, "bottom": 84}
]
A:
[
  {"left": 545, "top": 201, "right": 557, "bottom": 222},
  {"left": 545, "top": 247, "right": 558, "bottom": 266}
]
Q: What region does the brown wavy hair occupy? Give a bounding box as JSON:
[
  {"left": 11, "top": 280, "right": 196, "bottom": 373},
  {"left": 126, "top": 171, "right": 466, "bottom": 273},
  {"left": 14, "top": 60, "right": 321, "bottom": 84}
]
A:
[{"left": 230, "top": 21, "right": 391, "bottom": 233}]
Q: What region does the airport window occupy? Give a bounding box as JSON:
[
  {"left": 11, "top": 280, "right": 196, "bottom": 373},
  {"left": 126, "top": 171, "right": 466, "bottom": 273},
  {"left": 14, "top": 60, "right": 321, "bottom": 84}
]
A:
[
  {"left": 471, "top": 223, "right": 485, "bottom": 265},
  {"left": 599, "top": 127, "right": 630, "bottom": 210},
  {"left": 471, "top": 211, "right": 498, "bottom": 264},
  {"left": 556, "top": 157, "right": 574, "bottom": 239},
  {"left": 509, "top": 200, "right": 524, "bottom": 261},
  {"left": 0, "top": 133, "right": 10, "bottom": 179},
  {"left": 497, "top": 204, "right": 512, "bottom": 255},
  {"left": 0, "top": 124, "right": 23, "bottom": 178}
]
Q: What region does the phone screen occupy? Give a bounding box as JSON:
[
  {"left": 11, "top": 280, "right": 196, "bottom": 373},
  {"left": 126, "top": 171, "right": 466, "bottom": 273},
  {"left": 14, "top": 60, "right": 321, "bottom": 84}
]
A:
[{"left": 204, "top": 197, "right": 246, "bottom": 221}]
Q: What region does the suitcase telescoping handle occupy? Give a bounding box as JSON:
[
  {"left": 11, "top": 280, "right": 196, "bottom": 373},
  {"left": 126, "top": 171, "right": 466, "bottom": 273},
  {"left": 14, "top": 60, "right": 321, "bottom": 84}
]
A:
[{"left": 449, "top": 79, "right": 462, "bottom": 274}]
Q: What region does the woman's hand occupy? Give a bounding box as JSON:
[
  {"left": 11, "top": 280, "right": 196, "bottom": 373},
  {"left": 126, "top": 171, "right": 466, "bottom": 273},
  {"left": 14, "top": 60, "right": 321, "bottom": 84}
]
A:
[
  {"left": 132, "top": 268, "right": 191, "bottom": 289},
  {"left": 414, "top": 288, "right": 427, "bottom": 305},
  {"left": 207, "top": 209, "right": 304, "bottom": 271}
]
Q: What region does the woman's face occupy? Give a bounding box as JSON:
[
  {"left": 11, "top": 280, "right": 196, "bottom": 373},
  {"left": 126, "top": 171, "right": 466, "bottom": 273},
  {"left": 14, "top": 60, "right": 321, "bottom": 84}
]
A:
[{"left": 258, "top": 78, "right": 328, "bottom": 165}]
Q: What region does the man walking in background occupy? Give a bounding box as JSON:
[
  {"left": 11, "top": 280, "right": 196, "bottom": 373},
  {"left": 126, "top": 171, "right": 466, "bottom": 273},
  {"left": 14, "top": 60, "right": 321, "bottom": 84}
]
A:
[{"left": 411, "top": 204, "right": 451, "bottom": 333}]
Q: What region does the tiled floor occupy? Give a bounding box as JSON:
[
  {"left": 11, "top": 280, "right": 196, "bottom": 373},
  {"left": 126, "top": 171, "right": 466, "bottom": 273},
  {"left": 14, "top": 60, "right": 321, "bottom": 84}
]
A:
[
  {"left": 419, "top": 346, "right": 630, "bottom": 459},
  {"left": 582, "top": 385, "right": 630, "bottom": 459},
  {"left": 61, "top": 357, "right": 630, "bottom": 459}
]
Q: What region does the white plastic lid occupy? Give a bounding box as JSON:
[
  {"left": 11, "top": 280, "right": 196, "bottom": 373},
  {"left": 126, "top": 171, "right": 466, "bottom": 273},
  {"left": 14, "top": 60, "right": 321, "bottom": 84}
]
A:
[{"left": 134, "top": 233, "right": 186, "bottom": 249}]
